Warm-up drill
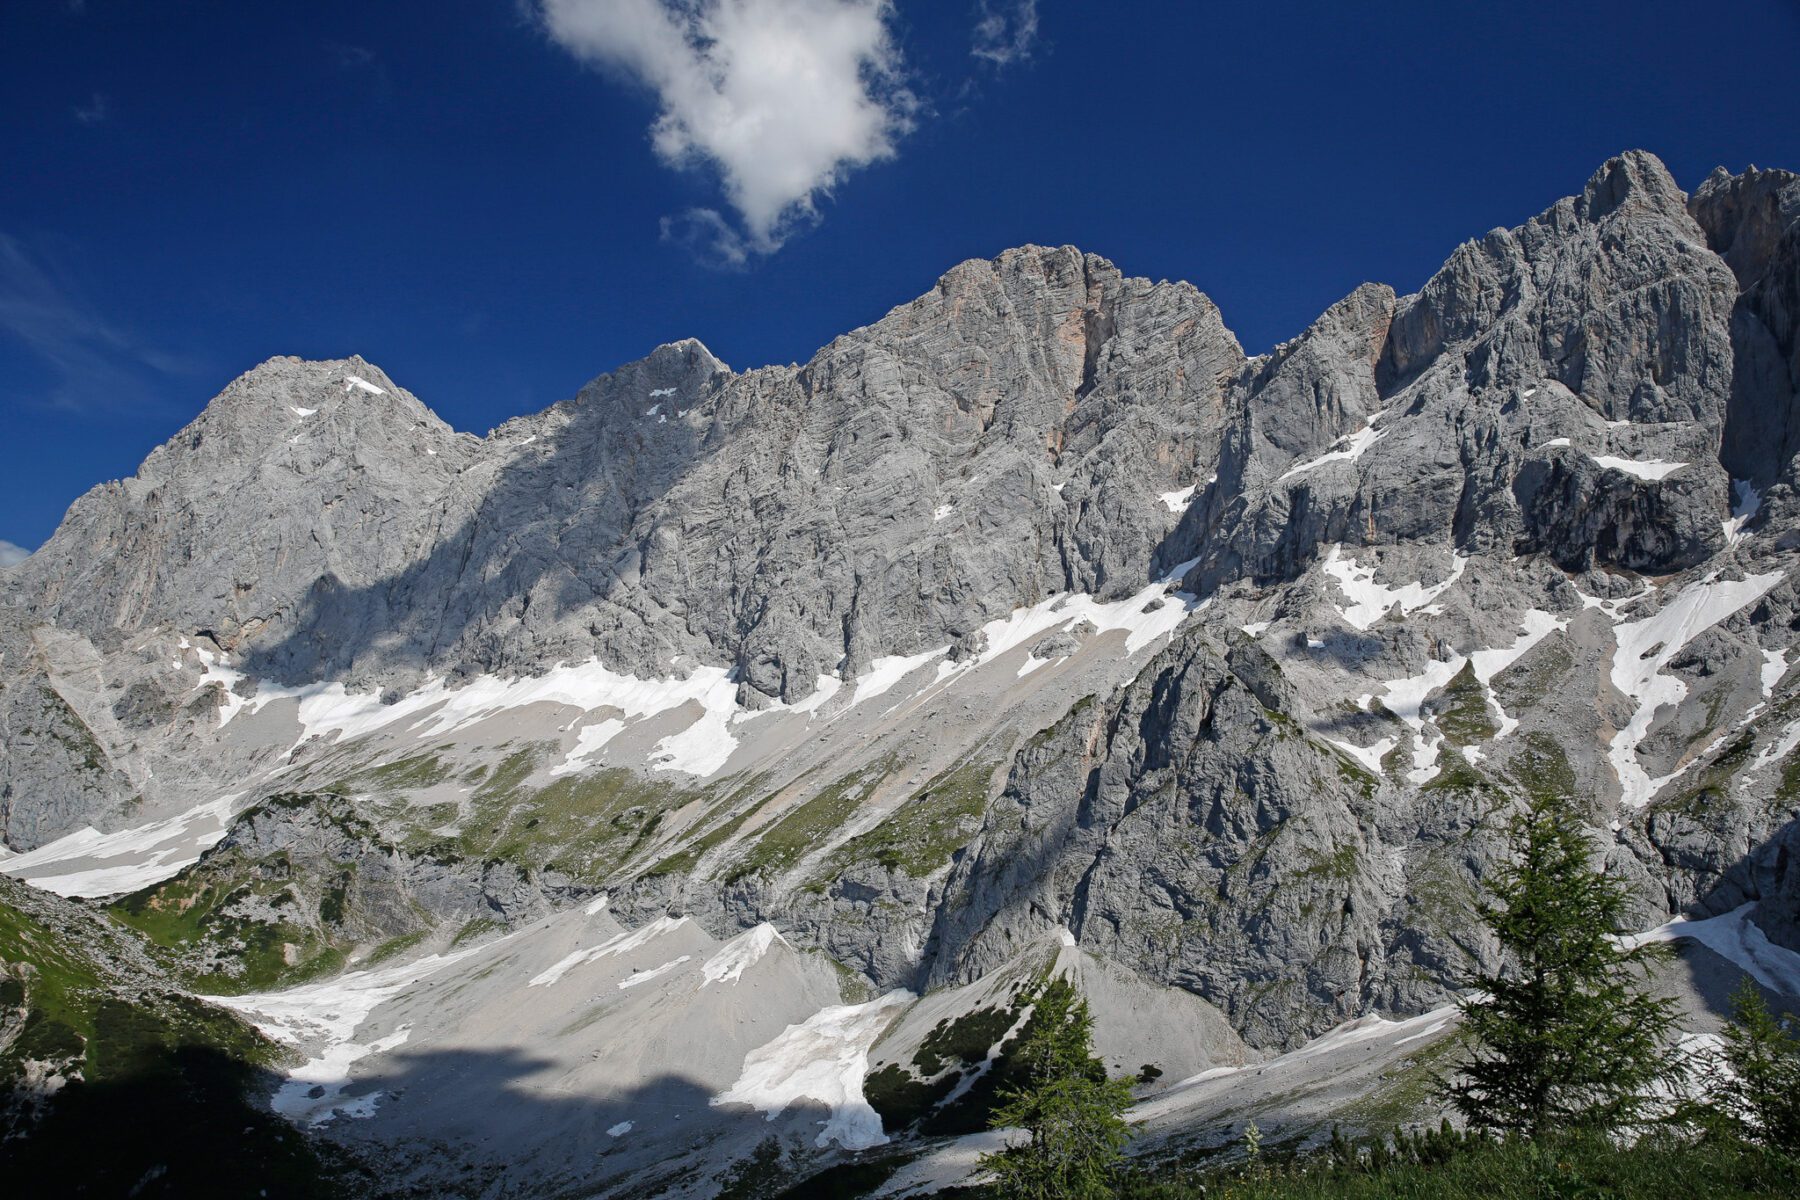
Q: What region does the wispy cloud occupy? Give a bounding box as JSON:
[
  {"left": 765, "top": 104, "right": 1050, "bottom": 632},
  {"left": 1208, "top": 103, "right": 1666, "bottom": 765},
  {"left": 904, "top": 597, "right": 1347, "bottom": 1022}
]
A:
[
  {"left": 0, "top": 232, "right": 196, "bottom": 414},
  {"left": 72, "top": 92, "right": 109, "bottom": 125},
  {"left": 971, "top": 0, "right": 1039, "bottom": 66},
  {"left": 0, "top": 541, "right": 31, "bottom": 568},
  {"left": 538, "top": 0, "right": 915, "bottom": 260},
  {"left": 328, "top": 43, "right": 377, "bottom": 70}
]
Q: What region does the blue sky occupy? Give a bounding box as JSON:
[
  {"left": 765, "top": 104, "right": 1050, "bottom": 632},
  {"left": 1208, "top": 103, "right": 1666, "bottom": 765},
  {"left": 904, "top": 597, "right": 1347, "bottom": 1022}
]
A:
[{"left": 3, "top": 0, "right": 1798, "bottom": 557}]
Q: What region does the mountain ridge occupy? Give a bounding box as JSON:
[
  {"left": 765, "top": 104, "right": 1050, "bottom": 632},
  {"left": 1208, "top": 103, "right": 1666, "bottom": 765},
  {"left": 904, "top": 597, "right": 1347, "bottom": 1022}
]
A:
[{"left": 5, "top": 148, "right": 1800, "bottom": 1198}]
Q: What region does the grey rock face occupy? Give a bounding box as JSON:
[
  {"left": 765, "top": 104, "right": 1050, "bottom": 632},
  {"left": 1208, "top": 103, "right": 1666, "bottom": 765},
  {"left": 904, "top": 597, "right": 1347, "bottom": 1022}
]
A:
[
  {"left": 923, "top": 629, "right": 1507, "bottom": 1049},
  {"left": 1179, "top": 151, "right": 1741, "bottom": 594},
  {"left": 4, "top": 149, "right": 1800, "bottom": 1084},
  {"left": 6, "top": 250, "right": 1239, "bottom": 714}
]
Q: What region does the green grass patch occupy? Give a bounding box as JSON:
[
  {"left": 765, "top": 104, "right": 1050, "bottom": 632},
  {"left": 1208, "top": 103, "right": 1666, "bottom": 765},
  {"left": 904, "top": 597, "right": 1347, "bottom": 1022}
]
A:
[
  {"left": 1113, "top": 1133, "right": 1798, "bottom": 1199},
  {"left": 1434, "top": 662, "right": 1496, "bottom": 746},
  {"left": 824, "top": 759, "right": 999, "bottom": 878},
  {"left": 726, "top": 760, "right": 894, "bottom": 882}
]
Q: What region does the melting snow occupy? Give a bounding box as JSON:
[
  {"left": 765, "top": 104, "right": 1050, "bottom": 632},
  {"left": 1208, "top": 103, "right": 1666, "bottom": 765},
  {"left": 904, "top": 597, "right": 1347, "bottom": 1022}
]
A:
[
  {"left": 1760, "top": 649, "right": 1788, "bottom": 697},
  {"left": 1327, "top": 736, "right": 1395, "bottom": 776},
  {"left": 712, "top": 991, "right": 914, "bottom": 1150},
  {"left": 1724, "top": 481, "right": 1762, "bottom": 545},
  {"left": 529, "top": 916, "right": 691, "bottom": 987},
  {"left": 0, "top": 792, "right": 242, "bottom": 897},
  {"left": 1320, "top": 545, "right": 1467, "bottom": 631},
  {"left": 607, "top": 1121, "right": 634, "bottom": 1137},
  {"left": 1608, "top": 572, "right": 1785, "bottom": 807},
  {"left": 619, "top": 955, "right": 691, "bottom": 990},
  {"left": 853, "top": 649, "right": 948, "bottom": 707},
  {"left": 1623, "top": 904, "right": 1800, "bottom": 995},
  {"left": 1591, "top": 454, "right": 1685, "bottom": 481},
  {"left": 214, "top": 944, "right": 488, "bottom": 1126},
  {"left": 1347, "top": 610, "right": 1567, "bottom": 782},
  {"left": 343, "top": 375, "right": 386, "bottom": 396},
  {"left": 1277, "top": 417, "right": 1387, "bottom": 483},
  {"left": 1158, "top": 484, "right": 1196, "bottom": 513},
  {"left": 702, "top": 923, "right": 784, "bottom": 986}
]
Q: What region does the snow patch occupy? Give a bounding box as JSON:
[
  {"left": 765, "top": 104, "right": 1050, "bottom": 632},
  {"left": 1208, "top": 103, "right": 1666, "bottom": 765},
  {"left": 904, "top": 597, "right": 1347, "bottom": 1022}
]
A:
[
  {"left": 607, "top": 1121, "right": 634, "bottom": 1137},
  {"left": 1624, "top": 904, "right": 1800, "bottom": 995},
  {"left": 1608, "top": 572, "right": 1785, "bottom": 807},
  {"left": 215, "top": 944, "right": 488, "bottom": 1126},
  {"left": 1327, "top": 737, "right": 1395, "bottom": 776},
  {"left": 712, "top": 991, "right": 914, "bottom": 1150},
  {"left": 702, "top": 923, "right": 784, "bottom": 986},
  {"left": 1, "top": 792, "right": 243, "bottom": 898},
  {"left": 1277, "top": 417, "right": 1387, "bottom": 483},
  {"left": 528, "top": 916, "right": 691, "bottom": 987},
  {"left": 1351, "top": 610, "right": 1567, "bottom": 782},
  {"left": 290, "top": 406, "right": 317, "bottom": 418},
  {"left": 1591, "top": 454, "right": 1685, "bottom": 481},
  {"left": 933, "top": 503, "right": 955, "bottom": 522},
  {"left": 1751, "top": 721, "right": 1800, "bottom": 774},
  {"left": 649, "top": 387, "right": 676, "bottom": 397},
  {"left": 853, "top": 649, "right": 948, "bottom": 707},
  {"left": 1724, "top": 481, "right": 1762, "bottom": 545},
  {"left": 619, "top": 955, "right": 691, "bottom": 990},
  {"left": 1760, "top": 649, "right": 1787, "bottom": 698},
  {"left": 343, "top": 375, "right": 386, "bottom": 396},
  {"left": 1158, "top": 484, "right": 1196, "bottom": 513},
  {"left": 1320, "top": 544, "right": 1467, "bottom": 631}
]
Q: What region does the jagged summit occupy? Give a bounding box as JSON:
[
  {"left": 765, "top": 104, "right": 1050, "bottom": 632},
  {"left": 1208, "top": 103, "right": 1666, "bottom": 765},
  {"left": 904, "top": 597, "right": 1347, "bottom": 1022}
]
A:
[{"left": 5, "top": 151, "right": 1800, "bottom": 1198}]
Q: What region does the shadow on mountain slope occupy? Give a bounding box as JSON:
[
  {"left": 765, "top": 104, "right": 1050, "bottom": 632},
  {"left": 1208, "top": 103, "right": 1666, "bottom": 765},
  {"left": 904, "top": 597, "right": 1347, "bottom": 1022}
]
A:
[
  {"left": 6, "top": 1034, "right": 882, "bottom": 1200},
  {"left": 241, "top": 343, "right": 720, "bottom": 691}
]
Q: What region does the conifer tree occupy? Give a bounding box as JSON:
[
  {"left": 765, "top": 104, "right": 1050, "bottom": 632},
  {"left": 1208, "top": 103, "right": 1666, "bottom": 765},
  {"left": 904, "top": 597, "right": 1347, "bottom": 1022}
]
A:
[
  {"left": 981, "top": 977, "right": 1135, "bottom": 1200},
  {"left": 1446, "top": 796, "right": 1680, "bottom": 1136},
  {"left": 1710, "top": 977, "right": 1800, "bottom": 1150}
]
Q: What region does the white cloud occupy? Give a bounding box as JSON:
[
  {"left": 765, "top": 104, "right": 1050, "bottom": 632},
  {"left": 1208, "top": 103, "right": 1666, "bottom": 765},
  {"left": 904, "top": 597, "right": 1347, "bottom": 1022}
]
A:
[
  {"left": 971, "top": 0, "right": 1038, "bottom": 65},
  {"left": 539, "top": 0, "right": 914, "bottom": 256},
  {"left": 0, "top": 541, "right": 31, "bottom": 568},
  {"left": 0, "top": 231, "right": 196, "bottom": 413},
  {"left": 72, "top": 92, "right": 109, "bottom": 125}
]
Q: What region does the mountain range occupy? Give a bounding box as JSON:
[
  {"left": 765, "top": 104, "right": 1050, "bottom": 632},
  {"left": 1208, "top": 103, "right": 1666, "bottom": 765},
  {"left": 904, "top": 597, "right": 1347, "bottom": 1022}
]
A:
[{"left": 4, "top": 149, "right": 1800, "bottom": 1198}]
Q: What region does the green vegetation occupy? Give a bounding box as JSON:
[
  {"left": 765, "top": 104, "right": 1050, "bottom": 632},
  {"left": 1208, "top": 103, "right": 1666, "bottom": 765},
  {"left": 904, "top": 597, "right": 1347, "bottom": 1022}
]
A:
[
  {"left": 1107, "top": 1129, "right": 1795, "bottom": 1199},
  {"left": 1705, "top": 980, "right": 1800, "bottom": 1150},
  {"left": 109, "top": 857, "right": 350, "bottom": 994},
  {"left": 1, "top": 882, "right": 355, "bottom": 1196},
  {"left": 824, "top": 759, "right": 998, "bottom": 878},
  {"left": 1434, "top": 662, "right": 1496, "bottom": 745},
  {"left": 1420, "top": 747, "right": 1489, "bottom": 795},
  {"left": 1447, "top": 796, "right": 1680, "bottom": 1135},
  {"left": 1297, "top": 843, "right": 1359, "bottom": 885},
  {"left": 980, "top": 977, "right": 1134, "bottom": 1200},
  {"left": 418, "top": 748, "right": 697, "bottom": 882},
  {"left": 1651, "top": 730, "right": 1757, "bottom": 821},
  {"left": 331, "top": 747, "right": 455, "bottom": 793},
  {"left": 1501, "top": 732, "right": 1578, "bottom": 811},
  {"left": 726, "top": 760, "right": 892, "bottom": 882}
]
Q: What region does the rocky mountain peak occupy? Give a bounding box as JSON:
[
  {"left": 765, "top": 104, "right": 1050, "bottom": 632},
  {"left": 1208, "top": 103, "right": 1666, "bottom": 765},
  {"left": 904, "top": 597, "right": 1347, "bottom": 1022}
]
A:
[{"left": 1575, "top": 147, "right": 1691, "bottom": 223}]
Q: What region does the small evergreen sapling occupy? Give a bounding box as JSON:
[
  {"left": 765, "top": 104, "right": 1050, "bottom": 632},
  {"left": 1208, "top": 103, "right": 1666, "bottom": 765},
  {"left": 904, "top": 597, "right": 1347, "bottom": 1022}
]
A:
[
  {"left": 980, "top": 977, "right": 1135, "bottom": 1200},
  {"left": 1446, "top": 796, "right": 1681, "bottom": 1136},
  {"left": 1710, "top": 977, "right": 1800, "bottom": 1151}
]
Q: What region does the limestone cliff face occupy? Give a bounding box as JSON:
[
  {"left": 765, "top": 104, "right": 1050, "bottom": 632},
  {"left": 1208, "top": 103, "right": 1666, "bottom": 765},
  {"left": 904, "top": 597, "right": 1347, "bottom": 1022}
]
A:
[{"left": 6, "top": 151, "right": 1800, "bottom": 1058}]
